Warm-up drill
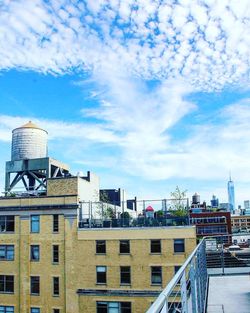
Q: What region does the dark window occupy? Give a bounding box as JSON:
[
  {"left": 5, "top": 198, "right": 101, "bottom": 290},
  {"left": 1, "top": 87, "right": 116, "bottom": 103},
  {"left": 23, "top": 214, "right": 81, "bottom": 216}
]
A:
[
  {"left": 96, "top": 266, "right": 106, "bottom": 284},
  {"left": 150, "top": 240, "right": 161, "bottom": 253},
  {"left": 53, "top": 277, "right": 59, "bottom": 296},
  {"left": 53, "top": 245, "right": 59, "bottom": 263},
  {"left": 31, "top": 216, "right": 40, "bottom": 233},
  {"left": 97, "top": 302, "right": 107, "bottom": 313},
  {"left": 30, "top": 276, "right": 40, "bottom": 295},
  {"left": 0, "top": 275, "right": 14, "bottom": 293},
  {"left": 151, "top": 266, "right": 162, "bottom": 285},
  {"left": 174, "top": 266, "right": 181, "bottom": 284},
  {"left": 168, "top": 302, "right": 182, "bottom": 313},
  {"left": 96, "top": 240, "right": 106, "bottom": 254},
  {"left": 30, "top": 245, "right": 40, "bottom": 261},
  {"left": 53, "top": 215, "right": 59, "bottom": 232},
  {"left": 174, "top": 239, "right": 185, "bottom": 253},
  {"left": 0, "top": 306, "right": 14, "bottom": 313},
  {"left": 120, "top": 266, "right": 131, "bottom": 285},
  {"left": 96, "top": 302, "right": 131, "bottom": 313},
  {"left": 121, "top": 302, "right": 132, "bottom": 313},
  {"left": 30, "top": 309, "right": 40, "bottom": 313},
  {"left": 0, "top": 216, "right": 15, "bottom": 232},
  {"left": 53, "top": 310, "right": 60, "bottom": 313},
  {"left": 120, "top": 240, "right": 130, "bottom": 254},
  {"left": 0, "top": 245, "right": 14, "bottom": 260}
]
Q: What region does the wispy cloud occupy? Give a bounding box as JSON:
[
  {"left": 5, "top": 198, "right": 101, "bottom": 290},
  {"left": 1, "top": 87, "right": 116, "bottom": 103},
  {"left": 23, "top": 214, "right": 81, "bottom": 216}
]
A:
[
  {"left": 0, "top": 115, "right": 118, "bottom": 143},
  {"left": 0, "top": 0, "right": 250, "bottom": 199},
  {"left": 0, "top": 0, "right": 249, "bottom": 89},
  {"left": 1, "top": 95, "right": 250, "bottom": 183}
]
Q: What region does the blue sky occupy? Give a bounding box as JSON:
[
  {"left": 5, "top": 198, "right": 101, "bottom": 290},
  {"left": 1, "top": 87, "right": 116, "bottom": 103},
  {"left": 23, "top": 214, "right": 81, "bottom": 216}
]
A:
[{"left": 0, "top": 0, "right": 249, "bottom": 205}]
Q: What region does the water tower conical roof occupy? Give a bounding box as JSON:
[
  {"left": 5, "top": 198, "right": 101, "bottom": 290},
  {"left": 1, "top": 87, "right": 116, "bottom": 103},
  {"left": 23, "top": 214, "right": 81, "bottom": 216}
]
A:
[{"left": 13, "top": 121, "right": 47, "bottom": 133}]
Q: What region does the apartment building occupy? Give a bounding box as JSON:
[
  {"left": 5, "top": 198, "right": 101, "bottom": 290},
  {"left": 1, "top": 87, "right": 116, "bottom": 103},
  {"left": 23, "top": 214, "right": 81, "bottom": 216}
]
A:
[
  {"left": 231, "top": 215, "right": 250, "bottom": 232},
  {"left": 0, "top": 192, "right": 196, "bottom": 313},
  {"left": 189, "top": 211, "right": 232, "bottom": 239},
  {"left": 0, "top": 122, "right": 196, "bottom": 313}
]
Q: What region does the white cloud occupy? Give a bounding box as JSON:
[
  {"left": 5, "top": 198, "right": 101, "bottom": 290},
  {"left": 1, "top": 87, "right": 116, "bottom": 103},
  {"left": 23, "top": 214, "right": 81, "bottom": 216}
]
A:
[
  {"left": 0, "top": 0, "right": 249, "bottom": 202},
  {"left": 0, "top": 115, "right": 119, "bottom": 144},
  {"left": 0, "top": 0, "right": 248, "bottom": 90},
  {"left": 1, "top": 93, "right": 250, "bottom": 201}
]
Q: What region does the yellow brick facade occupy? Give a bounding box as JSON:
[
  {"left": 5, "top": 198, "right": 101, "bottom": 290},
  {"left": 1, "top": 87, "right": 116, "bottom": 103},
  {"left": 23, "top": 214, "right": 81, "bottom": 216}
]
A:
[{"left": 0, "top": 196, "right": 196, "bottom": 313}]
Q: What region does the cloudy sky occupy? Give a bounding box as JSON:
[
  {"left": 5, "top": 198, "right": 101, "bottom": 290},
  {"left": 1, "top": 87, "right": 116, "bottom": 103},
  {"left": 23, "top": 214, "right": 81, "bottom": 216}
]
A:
[{"left": 0, "top": 0, "right": 249, "bottom": 205}]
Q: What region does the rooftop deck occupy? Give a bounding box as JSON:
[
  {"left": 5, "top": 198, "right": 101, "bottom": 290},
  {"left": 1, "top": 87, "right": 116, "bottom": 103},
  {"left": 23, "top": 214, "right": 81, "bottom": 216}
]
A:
[{"left": 207, "top": 275, "right": 250, "bottom": 313}]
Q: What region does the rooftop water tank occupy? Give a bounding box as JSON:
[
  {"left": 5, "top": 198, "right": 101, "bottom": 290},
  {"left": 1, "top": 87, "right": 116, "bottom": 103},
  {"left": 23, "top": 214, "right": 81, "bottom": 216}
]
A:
[
  {"left": 11, "top": 121, "right": 48, "bottom": 161},
  {"left": 192, "top": 193, "right": 200, "bottom": 204}
]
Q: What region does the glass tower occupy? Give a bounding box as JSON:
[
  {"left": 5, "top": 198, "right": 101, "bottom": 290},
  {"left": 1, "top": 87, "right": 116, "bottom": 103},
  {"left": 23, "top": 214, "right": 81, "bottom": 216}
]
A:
[{"left": 227, "top": 175, "right": 235, "bottom": 213}]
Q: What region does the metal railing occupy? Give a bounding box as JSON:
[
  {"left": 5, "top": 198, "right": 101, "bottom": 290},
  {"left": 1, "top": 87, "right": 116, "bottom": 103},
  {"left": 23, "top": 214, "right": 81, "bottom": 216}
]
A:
[
  {"left": 146, "top": 239, "right": 208, "bottom": 313},
  {"left": 146, "top": 234, "right": 250, "bottom": 312},
  {"left": 78, "top": 216, "right": 189, "bottom": 229},
  {"left": 78, "top": 199, "right": 189, "bottom": 229}
]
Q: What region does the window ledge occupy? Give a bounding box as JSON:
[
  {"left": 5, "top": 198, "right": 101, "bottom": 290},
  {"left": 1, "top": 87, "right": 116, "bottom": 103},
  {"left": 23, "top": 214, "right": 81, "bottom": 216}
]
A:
[
  {"left": 151, "top": 284, "right": 162, "bottom": 287},
  {"left": 0, "top": 291, "right": 14, "bottom": 294},
  {"left": 96, "top": 283, "right": 107, "bottom": 285},
  {"left": 120, "top": 284, "right": 131, "bottom": 286},
  {"left": 0, "top": 232, "right": 15, "bottom": 234},
  {"left": 150, "top": 253, "right": 162, "bottom": 255}
]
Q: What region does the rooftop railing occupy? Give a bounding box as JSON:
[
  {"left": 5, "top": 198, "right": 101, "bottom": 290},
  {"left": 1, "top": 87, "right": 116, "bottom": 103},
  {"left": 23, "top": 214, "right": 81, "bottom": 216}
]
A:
[
  {"left": 78, "top": 216, "right": 189, "bottom": 229},
  {"left": 146, "top": 238, "right": 208, "bottom": 313},
  {"left": 78, "top": 199, "right": 189, "bottom": 228},
  {"left": 146, "top": 234, "right": 250, "bottom": 313}
]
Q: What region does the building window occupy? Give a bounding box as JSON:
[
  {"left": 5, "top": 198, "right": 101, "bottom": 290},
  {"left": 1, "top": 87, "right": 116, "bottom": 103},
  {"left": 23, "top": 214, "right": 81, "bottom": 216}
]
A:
[
  {"left": 0, "top": 216, "right": 15, "bottom": 232},
  {"left": 97, "top": 302, "right": 107, "bottom": 313},
  {"left": 53, "top": 310, "right": 60, "bottom": 313},
  {"left": 197, "top": 225, "right": 227, "bottom": 235},
  {"left": 174, "top": 239, "right": 185, "bottom": 253},
  {"left": 53, "top": 245, "right": 59, "bottom": 263},
  {"left": 30, "top": 216, "right": 40, "bottom": 233},
  {"left": 120, "top": 302, "right": 131, "bottom": 313},
  {"left": 0, "top": 245, "right": 14, "bottom": 261},
  {"left": 119, "top": 240, "right": 130, "bottom": 254},
  {"left": 96, "top": 302, "right": 131, "bottom": 313},
  {"left": 120, "top": 266, "right": 131, "bottom": 285},
  {"left": 30, "top": 276, "right": 40, "bottom": 295},
  {"left": 96, "top": 266, "right": 106, "bottom": 284},
  {"left": 96, "top": 240, "right": 106, "bottom": 254},
  {"left": 174, "top": 266, "right": 182, "bottom": 284},
  {"left": 53, "top": 215, "right": 59, "bottom": 232},
  {"left": 30, "top": 309, "right": 40, "bottom": 313},
  {"left": 0, "top": 275, "right": 14, "bottom": 293},
  {"left": 30, "top": 245, "right": 40, "bottom": 261},
  {"left": 53, "top": 277, "right": 59, "bottom": 296},
  {"left": 0, "top": 306, "right": 14, "bottom": 313},
  {"left": 151, "top": 266, "right": 162, "bottom": 285},
  {"left": 150, "top": 240, "right": 161, "bottom": 253}
]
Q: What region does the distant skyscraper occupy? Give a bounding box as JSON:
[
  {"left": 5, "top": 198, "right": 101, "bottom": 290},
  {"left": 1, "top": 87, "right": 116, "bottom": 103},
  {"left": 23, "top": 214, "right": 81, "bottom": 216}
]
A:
[
  {"left": 211, "top": 195, "right": 219, "bottom": 208},
  {"left": 227, "top": 174, "right": 235, "bottom": 213},
  {"left": 244, "top": 200, "right": 250, "bottom": 215}
]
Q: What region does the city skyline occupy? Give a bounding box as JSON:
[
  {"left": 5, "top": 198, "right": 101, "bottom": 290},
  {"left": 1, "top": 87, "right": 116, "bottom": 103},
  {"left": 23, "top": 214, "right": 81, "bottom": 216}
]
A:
[{"left": 0, "top": 1, "right": 249, "bottom": 205}]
